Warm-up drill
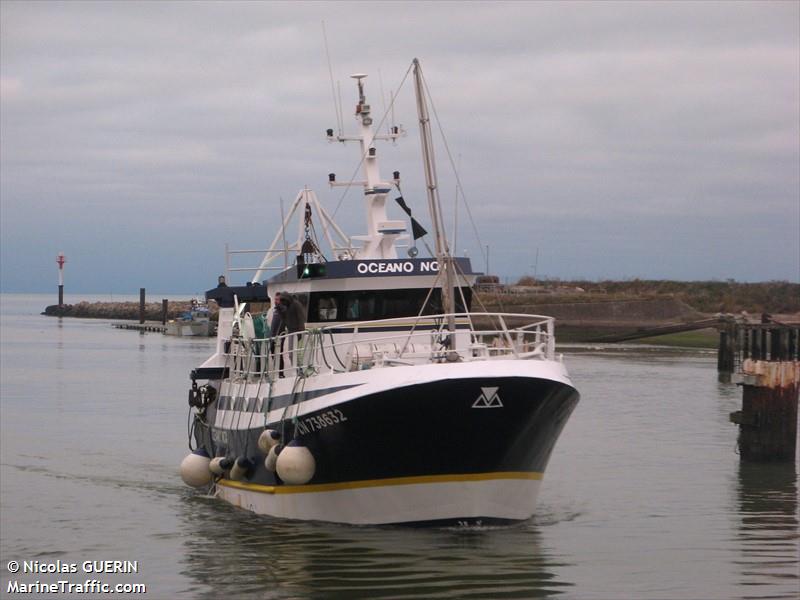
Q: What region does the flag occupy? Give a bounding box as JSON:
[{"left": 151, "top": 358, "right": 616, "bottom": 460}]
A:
[
  {"left": 395, "top": 196, "right": 427, "bottom": 240},
  {"left": 410, "top": 218, "right": 427, "bottom": 240},
  {"left": 395, "top": 196, "right": 412, "bottom": 217}
]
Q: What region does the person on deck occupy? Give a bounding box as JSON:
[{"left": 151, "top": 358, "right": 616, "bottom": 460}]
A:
[
  {"left": 270, "top": 292, "right": 284, "bottom": 337},
  {"left": 280, "top": 292, "right": 307, "bottom": 375},
  {"left": 252, "top": 299, "right": 270, "bottom": 373},
  {"left": 282, "top": 293, "right": 307, "bottom": 334},
  {"left": 270, "top": 292, "right": 285, "bottom": 375}
]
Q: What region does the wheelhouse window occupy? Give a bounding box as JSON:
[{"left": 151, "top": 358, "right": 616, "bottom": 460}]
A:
[
  {"left": 317, "top": 296, "right": 338, "bottom": 321},
  {"left": 308, "top": 288, "right": 472, "bottom": 322}
]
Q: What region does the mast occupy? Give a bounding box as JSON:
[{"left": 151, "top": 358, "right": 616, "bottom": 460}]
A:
[
  {"left": 327, "top": 75, "right": 406, "bottom": 259},
  {"left": 412, "top": 59, "right": 456, "bottom": 337}
]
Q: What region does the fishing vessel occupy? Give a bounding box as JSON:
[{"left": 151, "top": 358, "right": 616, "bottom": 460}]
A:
[
  {"left": 164, "top": 300, "right": 212, "bottom": 337},
  {"left": 180, "top": 60, "right": 579, "bottom": 525}
]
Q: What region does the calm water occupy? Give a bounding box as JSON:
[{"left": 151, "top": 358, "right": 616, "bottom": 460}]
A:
[{"left": 1, "top": 293, "right": 797, "bottom": 599}]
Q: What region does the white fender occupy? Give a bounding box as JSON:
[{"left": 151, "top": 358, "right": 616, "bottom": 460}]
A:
[
  {"left": 229, "top": 457, "right": 251, "bottom": 481},
  {"left": 264, "top": 444, "right": 281, "bottom": 472},
  {"left": 180, "top": 450, "right": 212, "bottom": 487},
  {"left": 257, "top": 429, "right": 281, "bottom": 454},
  {"left": 276, "top": 443, "right": 315, "bottom": 485},
  {"left": 209, "top": 456, "right": 232, "bottom": 476}
]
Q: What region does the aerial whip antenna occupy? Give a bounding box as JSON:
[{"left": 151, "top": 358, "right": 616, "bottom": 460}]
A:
[{"left": 321, "top": 21, "right": 343, "bottom": 135}]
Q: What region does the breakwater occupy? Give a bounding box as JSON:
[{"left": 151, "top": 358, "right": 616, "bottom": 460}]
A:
[
  {"left": 42, "top": 301, "right": 218, "bottom": 321},
  {"left": 43, "top": 297, "right": 708, "bottom": 342}
]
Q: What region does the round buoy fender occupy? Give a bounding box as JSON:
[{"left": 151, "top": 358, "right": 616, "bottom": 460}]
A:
[
  {"left": 209, "top": 456, "right": 234, "bottom": 476},
  {"left": 257, "top": 429, "right": 281, "bottom": 454},
  {"left": 180, "top": 449, "right": 212, "bottom": 487},
  {"left": 276, "top": 441, "right": 315, "bottom": 485},
  {"left": 229, "top": 457, "right": 253, "bottom": 481},
  {"left": 264, "top": 443, "right": 283, "bottom": 472}
]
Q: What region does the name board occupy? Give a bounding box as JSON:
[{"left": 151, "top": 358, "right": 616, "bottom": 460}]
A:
[
  {"left": 268, "top": 257, "right": 475, "bottom": 283},
  {"left": 356, "top": 260, "right": 439, "bottom": 275}
]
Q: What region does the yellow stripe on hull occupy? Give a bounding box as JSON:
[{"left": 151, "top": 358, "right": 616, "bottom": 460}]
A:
[{"left": 217, "top": 471, "right": 543, "bottom": 495}]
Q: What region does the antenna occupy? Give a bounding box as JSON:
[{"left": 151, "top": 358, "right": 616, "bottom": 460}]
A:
[
  {"left": 453, "top": 153, "right": 461, "bottom": 252},
  {"left": 336, "top": 81, "right": 344, "bottom": 135},
  {"left": 351, "top": 72, "right": 367, "bottom": 104},
  {"left": 390, "top": 89, "right": 396, "bottom": 138},
  {"left": 378, "top": 68, "right": 387, "bottom": 118},
  {"left": 280, "top": 197, "right": 288, "bottom": 271},
  {"left": 321, "top": 21, "right": 343, "bottom": 135}
]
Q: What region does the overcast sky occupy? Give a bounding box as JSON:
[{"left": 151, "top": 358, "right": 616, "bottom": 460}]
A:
[{"left": 1, "top": 0, "right": 798, "bottom": 294}]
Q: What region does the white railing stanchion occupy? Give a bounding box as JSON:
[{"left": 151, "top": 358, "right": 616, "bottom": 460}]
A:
[{"left": 230, "top": 312, "right": 558, "bottom": 378}]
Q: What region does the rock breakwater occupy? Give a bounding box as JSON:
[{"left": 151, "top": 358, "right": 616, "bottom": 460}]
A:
[{"left": 43, "top": 301, "right": 219, "bottom": 321}]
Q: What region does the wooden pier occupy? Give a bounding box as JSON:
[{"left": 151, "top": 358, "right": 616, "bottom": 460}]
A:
[
  {"left": 717, "top": 318, "right": 800, "bottom": 375},
  {"left": 722, "top": 319, "right": 800, "bottom": 462},
  {"left": 113, "top": 322, "right": 166, "bottom": 333},
  {"left": 730, "top": 360, "right": 799, "bottom": 462}
]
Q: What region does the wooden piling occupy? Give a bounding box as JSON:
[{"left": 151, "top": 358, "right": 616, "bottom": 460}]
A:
[
  {"left": 721, "top": 320, "right": 800, "bottom": 381},
  {"left": 139, "top": 288, "right": 146, "bottom": 324},
  {"left": 730, "top": 360, "right": 799, "bottom": 462},
  {"left": 778, "top": 329, "right": 790, "bottom": 361},
  {"left": 162, "top": 299, "right": 169, "bottom": 325},
  {"left": 717, "top": 322, "right": 736, "bottom": 374},
  {"left": 752, "top": 328, "right": 763, "bottom": 361}
]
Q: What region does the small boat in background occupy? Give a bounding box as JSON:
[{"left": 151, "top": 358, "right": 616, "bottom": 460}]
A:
[{"left": 165, "top": 300, "right": 211, "bottom": 337}]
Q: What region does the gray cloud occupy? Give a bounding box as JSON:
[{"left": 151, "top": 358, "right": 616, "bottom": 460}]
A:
[{"left": 1, "top": 0, "right": 798, "bottom": 293}]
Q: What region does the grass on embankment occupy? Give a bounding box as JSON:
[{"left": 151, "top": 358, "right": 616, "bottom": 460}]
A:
[{"left": 629, "top": 328, "right": 719, "bottom": 349}]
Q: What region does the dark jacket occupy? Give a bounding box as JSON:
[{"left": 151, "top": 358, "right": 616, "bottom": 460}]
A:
[
  {"left": 271, "top": 305, "right": 285, "bottom": 337},
  {"left": 283, "top": 295, "right": 306, "bottom": 333}
]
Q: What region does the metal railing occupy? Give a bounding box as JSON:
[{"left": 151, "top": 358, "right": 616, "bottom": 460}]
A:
[{"left": 224, "top": 312, "right": 557, "bottom": 381}]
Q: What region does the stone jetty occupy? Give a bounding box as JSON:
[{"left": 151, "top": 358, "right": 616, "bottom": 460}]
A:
[{"left": 43, "top": 301, "right": 218, "bottom": 321}]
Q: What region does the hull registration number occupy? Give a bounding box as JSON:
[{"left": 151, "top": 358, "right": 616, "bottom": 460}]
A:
[{"left": 295, "top": 409, "right": 347, "bottom": 436}]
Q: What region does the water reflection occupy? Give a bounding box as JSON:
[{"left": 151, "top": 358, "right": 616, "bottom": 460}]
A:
[
  {"left": 734, "top": 462, "right": 799, "bottom": 599},
  {"left": 178, "top": 495, "right": 573, "bottom": 599}
]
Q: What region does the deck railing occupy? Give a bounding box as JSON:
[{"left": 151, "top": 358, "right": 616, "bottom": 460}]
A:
[{"left": 224, "top": 312, "right": 557, "bottom": 381}]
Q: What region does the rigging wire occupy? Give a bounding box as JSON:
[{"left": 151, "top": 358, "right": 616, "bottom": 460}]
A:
[
  {"left": 278, "top": 334, "right": 311, "bottom": 443},
  {"left": 398, "top": 266, "right": 444, "bottom": 357},
  {"left": 241, "top": 329, "right": 270, "bottom": 458},
  {"left": 187, "top": 405, "right": 196, "bottom": 450},
  {"left": 326, "top": 329, "right": 348, "bottom": 371},
  {"left": 419, "top": 71, "right": 488, "bottom": 271},
  {"left": 231, "top": 336, "right": 256, "bottom": 451}
]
